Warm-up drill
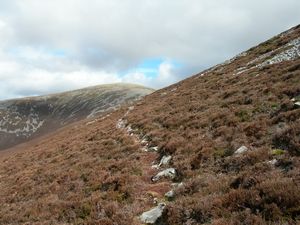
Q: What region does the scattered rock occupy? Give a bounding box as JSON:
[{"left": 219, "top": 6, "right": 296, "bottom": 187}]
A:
[
  {"left": 141, "top": 139, "right": 148, "bottom": 145},
  {"left": 151, "top": 164, "right": 160, "bottom": 170},
  {"left": 164, "top": 182, "right": 184, "bottom": 200},
  {"left": 171, "top": 182, "right": 184, "bottom": 189},
  {"left": 146, "top": 146, "right": 159, "bottom": 152},
  {"left": 268, "top": 159, "right": 278, "bottom": 166},
  {"left": 164, "top": 190, "right": 175, "bottom": 199},
  {"left": 151, "top": 168, "right": 176, "bottom": 182},
  {"left": 234, "top": 146, "right": 249, "bottom": 155},
  {"left": 116, "top": 119, "right": 126, "bottom": 129},
  {"left": 140, "top": 203, "right": 166, "bottom": 224},
  {"left": 257, "top": 37, "right": 300, "bottom": 68},
  {"left": 126, "top": 125, "right": 134, "bottom": 133},
  {"left": 159, "top": 155, "right": 172, "bottom": 167},
  {"left": 152, "top": 155, "right": 172, "bottom": 169},
  {"left": 291, "top": 96, "right": 300, "bottom": 107}
]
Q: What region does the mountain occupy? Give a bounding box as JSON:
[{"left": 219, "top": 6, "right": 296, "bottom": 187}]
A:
[
  {"left": 0, "top": 83, "right": 154, "bottom": 150},
  {"left": 0, "top": 25, "right": 299, "bottom": 225}
]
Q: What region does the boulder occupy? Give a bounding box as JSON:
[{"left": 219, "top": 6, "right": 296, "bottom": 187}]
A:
[
  {"left": 158, "top": 155, "right": 172, "bottom": 167},
  {"left": 234, "top": 146, "right": 248, "bottom": 155},
  {"left": 152, "top": 155, "right": 172, "bottom": 169},
  {"left": 151, "top": 168, "right": 176, "bottom": 182},
  {"left": 140, "top": 203, "right": 166, "bottom": 224}
]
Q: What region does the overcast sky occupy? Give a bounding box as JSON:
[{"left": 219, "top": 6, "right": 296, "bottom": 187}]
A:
[{"left": 0, "top": 0, "right": 299, "bottom": 100}]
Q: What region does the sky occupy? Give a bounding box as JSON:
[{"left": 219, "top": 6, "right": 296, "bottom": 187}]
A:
[{"left": 0, "top": 0, "right": 299, "bottom": 100}]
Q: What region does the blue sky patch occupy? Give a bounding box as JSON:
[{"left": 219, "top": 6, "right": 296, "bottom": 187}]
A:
[{"left": 123, "top": 58, "right": 183, "bottom": 78}]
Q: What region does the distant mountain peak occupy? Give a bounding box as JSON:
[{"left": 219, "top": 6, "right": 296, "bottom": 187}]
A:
[{"left": 0, "top": 83, "right": 153, "bottom": 150}]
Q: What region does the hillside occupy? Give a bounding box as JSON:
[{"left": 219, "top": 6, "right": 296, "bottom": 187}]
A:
[
  {"left": 0, "top": 25, "right": 299, "bottom": 225},
  {"left": 0, "top": 83, "right": 154, "bottom": 150}
]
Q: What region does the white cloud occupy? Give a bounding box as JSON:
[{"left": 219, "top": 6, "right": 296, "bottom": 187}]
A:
[
  {"left": 123, "top": 60, "right": 180, "bottom": 88},
  {"left": 0, "top": 0, "right": 300, "bottom": 100}
]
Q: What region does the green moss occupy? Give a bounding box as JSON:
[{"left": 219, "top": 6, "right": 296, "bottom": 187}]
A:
[
  {"left": 214, "top": 148, "right": 233, "bottom": 158},
  {"left": 131, "top": 167, "right": 143, "bottom": 176},
  {"left": 117, "top": 191, "right": 130, "bottom": 203},
  {"left": 271, "top": 103, "right": 279, "bottom": 110},
  {"left": 272, "top": 149, "right": 285, "bottom": 156},
  {"left": 236, "top": 110, "right": 251, "bottom": 122},
  {"left": 80, "top": 173, "right": 88, "bottom": 182},
  {"left": 76, "top": 203, "right": 91, "bottom": 219}
]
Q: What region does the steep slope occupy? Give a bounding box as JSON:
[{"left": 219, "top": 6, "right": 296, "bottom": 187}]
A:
[
  {"left": 0, "top": 83, "right": 154, "bottom": 150},
  {"left": 0, "top": 25, "right": 299, "bottom": 225}
]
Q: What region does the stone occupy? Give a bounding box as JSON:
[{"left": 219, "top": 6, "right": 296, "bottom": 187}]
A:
[
  {"left": 147, "top": 146, "right": 159, "bottom": 152},
  {"left": 234, "top": 146, "right": 248, "bottom": 155},
  {"left": 164, "top": 190, "right": 175, "bottom": 199},
  {"left": 116, "top": 119, "right": 126, "bottom": 129},
  {"left": 152, "top": 155, "right": 172, "bottom": 169},
  {"left": 151, "top": 168, "right": 176, "bottom": 182},
  {"left": 268, "top": 159, "right": 278, "bottom": 166},
  {"left": 140, "top": 203, "right": 166, "bottom": 224},
  {"left": 291, "top": 96, "right": 300, "bottom": 107},
  {"left": 158, "top": 155, "right": 172, "bottom": 167},
  {"left": 165, "top": 183, "right": 184, "bottom": 200},
  {"left": 171, "top": 182, "right": 184, "bottom": 189},
  {"left": 151, "top": 164, "right": 160, "bottom": 170}
]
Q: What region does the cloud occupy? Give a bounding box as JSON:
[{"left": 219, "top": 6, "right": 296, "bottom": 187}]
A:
[
  {"left": 0, "top": 0, "right": 299, "bottom": 100},
  {"left": 123, "top": 60, "right": 180, "bottom": 89}
]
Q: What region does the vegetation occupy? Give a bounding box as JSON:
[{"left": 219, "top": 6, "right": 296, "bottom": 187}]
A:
[{"left": 0, "top": 25, "right": 299, "bottom": 224}]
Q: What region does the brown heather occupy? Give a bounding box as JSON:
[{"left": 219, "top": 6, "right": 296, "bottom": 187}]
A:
[{"left": 0, "top": 25, "right": 300, "bottom": 224}]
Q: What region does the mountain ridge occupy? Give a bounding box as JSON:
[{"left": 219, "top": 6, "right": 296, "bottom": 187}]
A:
[{"left": 0, "top": 83, "right": 154, "bottom": 150}]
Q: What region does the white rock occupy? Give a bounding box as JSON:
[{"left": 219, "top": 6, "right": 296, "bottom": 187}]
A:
[
  {"left": 126, "top": 125, "right": 133, "bottom": 133},
  {"left": 116, "top": 119, "right": 126, "bottom": 129},
  {"left": 152, "top": 155, "right": 172, "bottom": 169},
  {"left": 291, "top": 97, "right": 300, "bottom": 107},
  {"left": 146, "top": 146, "right": 159, "bottom": 152},
  {"left": 164, "top": 190, "right": 175, "bottom": 199},
  {"left": 234, "top": 146, "right": 249, "bottom": 155},
  {"left": 268, "top": 159, "right": 278, "bottom": 165},
  {"left": 140, "top": 203, "right": 166, "bottom": 224},
  {"left": 158, "top": 155, "right": 172, "bottom": 167},
  {"left": 141, "top": 139, "right": 148, "bottom": 144},
  {"left": 171, "top": 182, "right": 184, "bottom": 189},
  {"left": 165, "top": 183, "right": 184, "bottom": 199},
  {"left": 151, "top": 164, "right": 160, "bottom": 170},
  {"left": 151, "top": 168, "right": 176, "bottom": 182}
]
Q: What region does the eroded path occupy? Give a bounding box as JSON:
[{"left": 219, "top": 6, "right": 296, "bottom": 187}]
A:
[{"left": 116, "top": 106, "right": 180, "bottom": 224}]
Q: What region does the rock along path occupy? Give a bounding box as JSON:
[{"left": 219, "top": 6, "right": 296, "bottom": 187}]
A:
[{"left": 116, "top": 106, "right": 180, "bottom": 224}]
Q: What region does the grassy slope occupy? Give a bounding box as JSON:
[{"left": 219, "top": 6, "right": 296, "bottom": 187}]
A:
[{"left": 0, "top": 26, "right": 299, "bottom": 225}]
